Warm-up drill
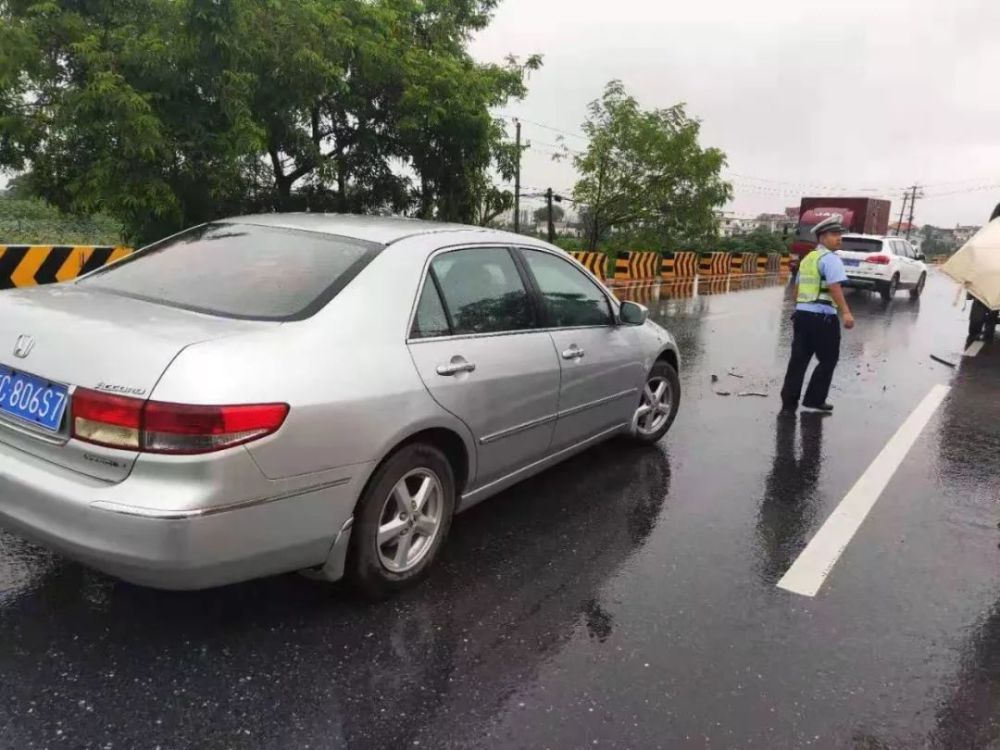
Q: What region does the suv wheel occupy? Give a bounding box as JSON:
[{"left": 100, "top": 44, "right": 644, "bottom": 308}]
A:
[
  {"left": 910, "top": 273, "right": 926, "bottom": 299},
  {"left": 348, "top": 443, "right": 455, "bottom": 599},
  {"left": 879, "top": 274, "right": 899, "bottom": 302}
]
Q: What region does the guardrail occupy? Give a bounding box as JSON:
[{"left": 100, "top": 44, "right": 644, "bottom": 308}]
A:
[
  {"left": 568, "top": 248, "right": 790, "bottom": 286},
  {"left": 0, "top": 245, "right": 132, "bottom": 290}
]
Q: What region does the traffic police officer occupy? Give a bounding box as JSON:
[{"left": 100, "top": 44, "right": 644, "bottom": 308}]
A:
[{"left": 780, "top": 214, "right": 856, "bottom": 413}]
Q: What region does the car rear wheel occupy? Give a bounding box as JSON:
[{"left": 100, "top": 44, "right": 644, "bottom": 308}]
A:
[
  {"left": 910, "top": 273, "right": 926, "bottom": 299},
  {"left": 630, "top": 361, "right": 680, "bottom": 444},
  {"left": 879, "top": 274, "right": 899, "bottom": 302},
  {"left": 348, "top": 443, "right": 455, "bottom": 599}
]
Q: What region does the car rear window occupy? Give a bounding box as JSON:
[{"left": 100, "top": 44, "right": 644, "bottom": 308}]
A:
[
  {"left": 841, "top": 238, "right": 883, "bottom": 254},
  {"left": 79, "top": 223, "right": 381, "bottom": 320}
]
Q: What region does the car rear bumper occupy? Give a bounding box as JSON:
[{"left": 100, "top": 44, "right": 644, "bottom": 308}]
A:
[
  {"left": 0, "top": 440, "right": 367, "bottom": 589},
  {"left": 844, "top": 267, "right": 892, "bottom": 288}
]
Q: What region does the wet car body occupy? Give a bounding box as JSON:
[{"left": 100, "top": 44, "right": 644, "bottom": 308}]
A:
[{"left": 0, "top": 215, "right": 681, "bottom": 592}]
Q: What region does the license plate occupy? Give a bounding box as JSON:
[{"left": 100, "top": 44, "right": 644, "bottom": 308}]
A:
[
  {"left": 843, "top": 259, "right": 860, "bottom": 267},
  {"left": 0, "top": 366, "right": 70, "bottom": 432}
]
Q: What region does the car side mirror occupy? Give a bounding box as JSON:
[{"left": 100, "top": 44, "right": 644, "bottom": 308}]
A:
[
  {"left": 619, "top": 301, "right": 648, "bottom": 326},
  {"left": 916, "top": 254, "right": 926, "bottom": 262}
]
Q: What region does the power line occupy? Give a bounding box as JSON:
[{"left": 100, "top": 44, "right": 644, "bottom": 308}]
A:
[{"left": 497, "top": 113, "right": 589, "bottom": 142}]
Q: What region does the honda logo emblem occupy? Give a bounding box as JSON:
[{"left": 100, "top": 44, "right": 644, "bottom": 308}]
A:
[{"left": 13, "top": 335, "right": 34, "bottom": 359}]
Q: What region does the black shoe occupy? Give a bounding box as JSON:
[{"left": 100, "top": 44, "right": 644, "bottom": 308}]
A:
[
  {"left": 779, "top": 405, "right": 797, "bottom": 415},
  {"left": 802, "top": 403, "right": 834, "bottom": 413}
]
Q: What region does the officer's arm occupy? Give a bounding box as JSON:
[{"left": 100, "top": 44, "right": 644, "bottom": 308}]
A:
[
  {"left": 827, "top": 283, "right": 855, "bottom": 327},
  {"left": 828, "top": 283, "right": 849, "bottom": 313}
]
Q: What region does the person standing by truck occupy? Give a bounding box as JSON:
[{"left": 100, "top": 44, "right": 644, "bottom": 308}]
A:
[
  {"left": 781, "top": 215, "right": 856, "bottom": 414},
  {"left": 966, "top": 203, "right": 1000, "bottom": 346}
]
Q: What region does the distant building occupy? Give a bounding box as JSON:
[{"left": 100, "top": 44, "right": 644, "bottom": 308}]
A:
[
  {"left": 888, "top": 221, "right": 918, "bottom": 237},
  {"left": 754, "top": 213, "right": 793, "bottom": 233},
  {"left": 954, "top": 225, "right": 980, "bottom": 244},
  {"left": 715, "top": 212, "right": 756, "bottom": 237}
]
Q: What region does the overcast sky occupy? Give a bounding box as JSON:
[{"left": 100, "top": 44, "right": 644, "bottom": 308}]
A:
[{"left": 472, "top": 0, "right": 1000, "bottom": 227}]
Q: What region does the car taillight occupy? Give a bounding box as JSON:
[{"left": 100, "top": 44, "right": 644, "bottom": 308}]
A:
[
  {"left": 142, "top": 401, "right": 289, "bottom": 454},
  {"left": 864, "top": 254, "right": 891, "bottom": 265},
  {"left": 71, "top": 388, "right": 288, "bottom": 454},
  {"left": 72, "top": 389, "right": 142, "bottom": 450}
]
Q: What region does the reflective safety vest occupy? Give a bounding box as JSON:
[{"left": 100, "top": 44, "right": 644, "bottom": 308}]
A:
[{"left": 797, "top": 248, "right": 834, "bottom": 306}]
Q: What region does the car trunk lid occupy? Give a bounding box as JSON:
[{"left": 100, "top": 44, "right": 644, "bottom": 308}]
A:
[{"left": 0, "top": 285, "right": 264, "bottom": 482}]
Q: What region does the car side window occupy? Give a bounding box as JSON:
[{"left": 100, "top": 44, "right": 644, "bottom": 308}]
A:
[
  {"left": 429, "top": 247, "right": 534, "bottom": 336},
  {"left": 411, "top": 277, "right": 451, "bottom": 339},
  {"left": 520, "top": 249, "right": 614, "bottom": 328}
]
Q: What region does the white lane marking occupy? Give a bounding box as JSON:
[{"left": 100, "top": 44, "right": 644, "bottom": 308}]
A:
[
  {"left": 965, "top": 341, "right": 984, "bottom": 357},
  {"left": 777, "top": 384, "right": 951, "bottom": 597}
]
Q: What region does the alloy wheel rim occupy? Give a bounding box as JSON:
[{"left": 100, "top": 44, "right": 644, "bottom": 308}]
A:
[
  {"left": 376, "top": 469, "right": 443, "bottom": 573},
  {"left": 635, "top": 376, "right": 673, "bottom": 436}
]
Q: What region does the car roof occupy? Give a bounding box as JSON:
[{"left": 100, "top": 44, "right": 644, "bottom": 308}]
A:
[{"left": 221, "top": 213, "right": 528, "bottom": 246}]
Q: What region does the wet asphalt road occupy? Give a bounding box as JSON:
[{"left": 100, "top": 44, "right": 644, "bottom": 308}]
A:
[{"left": 2, "top": 271, "right": 999, "bottom": 749}]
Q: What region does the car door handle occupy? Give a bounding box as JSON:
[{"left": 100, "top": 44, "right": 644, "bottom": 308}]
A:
[
  {"left": 436, "top": 360, "right": 476, "bottom": 376},
  {"left": 562, "top": 346, "right": 585, "bottom": 360}
]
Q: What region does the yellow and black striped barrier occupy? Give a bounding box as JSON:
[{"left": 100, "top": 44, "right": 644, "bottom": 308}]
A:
[
  {"left": 741, "top": 253, "right": 757, "bottom": 274},
  {"left": 613, "top": 251, "right": 660, "bottom": 282},
  {"left": 0, "top": 245, "right": 132, "bottom": 290},
  {"left": 756, "top": 254, "right": 769, "bottom": 274},
  {"left": 780, "top": 255, "right": 791, "bottom": 273},
  {"left": 699, "top": 252, "right": 731, "bottom": 277},
  {"left": 674, "top": 250, "right": 698, "bottom": 279},
  {"left": 569, "top": 251, "right": 607, "bottom": 280},
  {"left": 660, "top": 252, "right": 677, "bottom": 280},
  {"left": 729, "top": 253, "right": 745, "bottom": 276},
  {"left": 766, "top": 253, "right": 781, "bottom": 273}
]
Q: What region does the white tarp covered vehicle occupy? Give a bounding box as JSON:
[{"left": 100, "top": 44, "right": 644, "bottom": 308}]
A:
[{"left": 941, "top": 209, "right": 1000, "bottom": 343}]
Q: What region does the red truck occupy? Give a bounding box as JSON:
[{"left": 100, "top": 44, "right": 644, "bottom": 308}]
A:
[{"left": 790, "top": 197, "right": 892, "bottom": 270}]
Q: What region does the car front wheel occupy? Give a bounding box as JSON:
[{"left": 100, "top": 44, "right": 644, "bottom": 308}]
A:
[
  {"left": 630, "top": 361, "right": 681, "bottom": 445},
  {"left": 348, "top": 443, "right": 455, "bottom": 599}
]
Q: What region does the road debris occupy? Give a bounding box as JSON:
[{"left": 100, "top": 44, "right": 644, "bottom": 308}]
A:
[
  {"left": 738, "top": 391, "right": 769, "bottom": 397},
  {"left": 711, "top": 374, "right": 719, "bottom": 383},
  {"left": 727, "top": 369, "right": 745, "bottom": 379},
  {"left": 930, "top": 354, "right": 957, "bottom": 368},
  {"left": 714, "top": 390, "right": 732, "bottom": 396}
]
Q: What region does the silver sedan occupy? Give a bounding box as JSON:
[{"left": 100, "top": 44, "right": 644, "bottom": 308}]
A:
[{"left": 0, "top": 215, "right": 680, "bottom": 596}]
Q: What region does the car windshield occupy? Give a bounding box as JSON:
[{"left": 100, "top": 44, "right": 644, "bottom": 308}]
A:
[
  {"left": 78, "top": 223, "right": 381, "bottom": 321},
  {"left": 841, "top": 238, "right": 884, "bottom": 254}
]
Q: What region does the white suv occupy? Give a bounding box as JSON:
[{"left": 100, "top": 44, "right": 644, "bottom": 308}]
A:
[{"left": 839, "top": 234, "right": 928, "bottom": 301}]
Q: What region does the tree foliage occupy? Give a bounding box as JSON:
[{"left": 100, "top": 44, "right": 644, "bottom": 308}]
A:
[
  {"left": 717, "top": 225, "right": 787, "bottom": 254},
  {"left": 533, "top": 203, "right": 565, "bottom": 224},
  {"left": 0, "top": 0, "right": 539, "bottom": 243},
  {"left": 566, "top": 80, "right": 731, "bottom": 251}
]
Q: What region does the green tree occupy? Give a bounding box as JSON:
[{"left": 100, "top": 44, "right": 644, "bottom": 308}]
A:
[
  {"left": 533, "top": 204, "right": 565, "bottom": 224},
  {"left": 566, "top": 80, "right": 731, "bottom": 251},
  {"left": 0, "top": 0, "right": 538, "bottom": 243}
]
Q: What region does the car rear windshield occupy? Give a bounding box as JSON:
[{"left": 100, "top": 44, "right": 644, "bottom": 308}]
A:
[
  {"left": 79, "top": 223, "right": 381, "bottom": 321},
  {"left": 841, "top": 238, "right": 883, "bottom": 254}
]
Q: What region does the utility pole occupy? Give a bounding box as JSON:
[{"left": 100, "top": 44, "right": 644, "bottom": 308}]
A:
[
  {"left": 896, "top": 189, "right": 909, "bottom": 237},
  {"left": 545, "top": 188, "right": 555, "bottom": 243},
  {"left": 513, "top": 119, "right": 522, "bottom": 234},
  {"left": 905, "top": 185, "right": 921, "bottom": 239}
]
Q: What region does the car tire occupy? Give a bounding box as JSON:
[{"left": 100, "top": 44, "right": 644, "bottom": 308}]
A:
[
  {"left": 629, "top": 361, "right": 681, "bottom": 445},
  {"left": 347, "top": 443, "right": 455, "bottom": 600},
  {"left": 879, "top": 274, "right": 899, "bottom": 302},
  {"left": 910, "top": 273, "right": 926, "bottom": 299}
]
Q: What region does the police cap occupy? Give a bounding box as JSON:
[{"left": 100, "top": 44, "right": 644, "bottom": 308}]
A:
[{"left": 812, "top": 214, "right": 847, "bottom": 238}]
